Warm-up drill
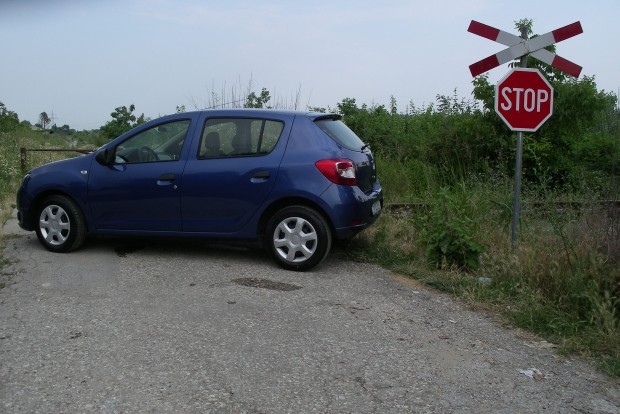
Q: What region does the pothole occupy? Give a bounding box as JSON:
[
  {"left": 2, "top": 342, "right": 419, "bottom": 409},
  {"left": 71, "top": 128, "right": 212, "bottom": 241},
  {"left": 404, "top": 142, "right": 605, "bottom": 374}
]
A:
[
  {"left": 232, "top": 278, "right": 302, "bottom": 292},
  {"left": 115, "top": 244, "right": 145, "bottom": 257}
]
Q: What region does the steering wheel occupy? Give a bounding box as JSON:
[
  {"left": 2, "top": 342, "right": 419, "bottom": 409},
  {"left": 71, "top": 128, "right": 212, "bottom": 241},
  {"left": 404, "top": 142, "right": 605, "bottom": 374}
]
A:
[{"left": 139, "top": 146, "right": 158, "bottom": 162}]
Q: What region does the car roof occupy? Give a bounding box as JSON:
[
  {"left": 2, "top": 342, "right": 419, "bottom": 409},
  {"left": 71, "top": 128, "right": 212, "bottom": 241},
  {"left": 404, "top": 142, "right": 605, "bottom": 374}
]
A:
[
  {"left": 181, "top": 108, "right": 339, "bottom": 120},
  {"left": 133, "top": 109, "right": 342, "bottom": 133}
]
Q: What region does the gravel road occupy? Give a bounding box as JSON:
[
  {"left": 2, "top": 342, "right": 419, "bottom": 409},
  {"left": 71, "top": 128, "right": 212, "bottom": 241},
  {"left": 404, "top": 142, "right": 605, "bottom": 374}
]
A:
[{"left": 1, "top": 215, "right": 619, "bottom": 413}]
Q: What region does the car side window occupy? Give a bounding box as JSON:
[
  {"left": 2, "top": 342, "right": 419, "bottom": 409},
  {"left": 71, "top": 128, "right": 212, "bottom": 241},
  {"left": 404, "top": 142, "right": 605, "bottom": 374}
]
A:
[
  {"left": 115, "top": 120, "right": 190, "bottom": 163},
  {"left": 198, "top": 118, "right": 284, "bottom": 159}
]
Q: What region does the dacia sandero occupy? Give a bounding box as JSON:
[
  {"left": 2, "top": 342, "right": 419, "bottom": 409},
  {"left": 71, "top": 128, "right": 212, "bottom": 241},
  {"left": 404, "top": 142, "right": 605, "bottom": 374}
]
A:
[{"left": 17, "top": 109, "right": 383, "bottom": 271}]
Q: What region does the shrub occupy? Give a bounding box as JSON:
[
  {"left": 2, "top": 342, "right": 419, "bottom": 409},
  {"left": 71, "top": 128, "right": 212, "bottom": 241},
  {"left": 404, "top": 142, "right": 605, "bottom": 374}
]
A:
[{"left": 416, "top": 183, "right": 485, "bottom": 271}]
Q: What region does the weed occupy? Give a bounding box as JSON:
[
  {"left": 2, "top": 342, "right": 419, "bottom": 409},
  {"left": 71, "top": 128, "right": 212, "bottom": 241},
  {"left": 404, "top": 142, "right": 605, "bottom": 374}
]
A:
[
  {"left": 416, "top": 183, "right": 486, "bottom": 271},
  {"left": 347, "top": 167, "right": 619, "bottom": 377}
]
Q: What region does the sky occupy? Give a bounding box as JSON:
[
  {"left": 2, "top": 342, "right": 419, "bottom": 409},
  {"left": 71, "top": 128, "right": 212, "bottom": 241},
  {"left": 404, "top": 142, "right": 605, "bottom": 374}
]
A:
[{"left": 1, "top": 0, "right": 618, "bottom": 131}]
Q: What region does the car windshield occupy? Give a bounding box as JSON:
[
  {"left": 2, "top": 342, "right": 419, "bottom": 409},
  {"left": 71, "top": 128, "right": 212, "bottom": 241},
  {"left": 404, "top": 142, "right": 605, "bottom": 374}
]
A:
[{"left": 314, "top": 119, "right": 365, "bottom": 151}]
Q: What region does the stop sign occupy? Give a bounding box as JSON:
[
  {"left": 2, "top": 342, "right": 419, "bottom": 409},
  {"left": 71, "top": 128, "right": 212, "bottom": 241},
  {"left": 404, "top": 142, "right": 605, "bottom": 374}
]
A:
[{"left": 494, "top": 68, "right": 554, "bottom": 132}]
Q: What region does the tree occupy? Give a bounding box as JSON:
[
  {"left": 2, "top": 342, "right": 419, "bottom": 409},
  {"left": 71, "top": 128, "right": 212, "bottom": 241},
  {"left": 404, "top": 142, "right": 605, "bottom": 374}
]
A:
[
  {"left": 471, "top": 19, "right": 618, "bottom": 187},
  {"left": 511, "top": 18, "right": 569, "bottom": 83},
  {"left": 100, "top": 104, "right": 147, "bottom": 140},
  {"left": 0, "top": 101, "right": 20, "bottom": 132},
  {"left": 245, "top": 88, "right": 271, "bottom": 108},
  {"left": 51, "top": 124, "right": 75, "bottom": 135},
  {"left": 39, "top": 112, "right": 51, "bottom": 130}
]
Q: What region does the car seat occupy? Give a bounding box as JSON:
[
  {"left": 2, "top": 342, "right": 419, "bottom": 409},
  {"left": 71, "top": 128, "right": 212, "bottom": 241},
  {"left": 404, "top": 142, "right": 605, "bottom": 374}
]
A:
[{"left": 203, "top": 132, "right": 223, "bottom": 157}]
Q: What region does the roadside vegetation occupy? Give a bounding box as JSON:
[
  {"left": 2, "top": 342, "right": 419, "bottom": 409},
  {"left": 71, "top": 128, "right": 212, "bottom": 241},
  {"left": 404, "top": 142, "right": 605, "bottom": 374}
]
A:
[
  {"left": 0, "top": 23, "right": 618, "bottom": 376},
  {"left": 335, "top": 77, "right": 619, "bottom": 377}
]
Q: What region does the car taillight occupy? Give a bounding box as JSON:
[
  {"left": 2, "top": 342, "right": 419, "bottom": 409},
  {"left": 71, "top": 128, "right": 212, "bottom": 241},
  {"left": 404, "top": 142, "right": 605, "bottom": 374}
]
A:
[{"left": 315, "top": 159, "right": 357, "bottom": 186}]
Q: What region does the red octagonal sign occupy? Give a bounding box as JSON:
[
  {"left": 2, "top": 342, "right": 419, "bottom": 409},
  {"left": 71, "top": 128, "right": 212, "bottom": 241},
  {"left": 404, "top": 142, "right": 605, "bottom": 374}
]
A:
[{"left": 495, "top": 68, "right": 554, "bottom": 132}]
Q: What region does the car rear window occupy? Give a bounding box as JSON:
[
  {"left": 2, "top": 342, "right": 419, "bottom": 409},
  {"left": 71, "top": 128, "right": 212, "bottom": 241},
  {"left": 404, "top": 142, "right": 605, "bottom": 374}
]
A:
[{"left": 315, "top": 119, "right": 365, "bottom": 151}]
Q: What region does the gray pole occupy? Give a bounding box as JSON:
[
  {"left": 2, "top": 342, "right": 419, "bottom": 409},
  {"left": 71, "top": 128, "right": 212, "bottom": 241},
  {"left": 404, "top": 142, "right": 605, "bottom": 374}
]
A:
[{"left": 511, "top": 27, "right": 529, "bottom": 251}]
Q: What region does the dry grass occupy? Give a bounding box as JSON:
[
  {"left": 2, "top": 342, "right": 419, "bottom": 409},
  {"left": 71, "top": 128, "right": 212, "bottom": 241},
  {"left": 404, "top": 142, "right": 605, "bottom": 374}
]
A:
[{"left": 347, "top": 197, "right": 620, "bottom": 377}]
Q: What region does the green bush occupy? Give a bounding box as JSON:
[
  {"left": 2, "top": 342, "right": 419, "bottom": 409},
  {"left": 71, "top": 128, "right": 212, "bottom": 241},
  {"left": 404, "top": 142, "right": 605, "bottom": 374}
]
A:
[{"left": 416, "top": 184, "right": 485, "bottom": 271}]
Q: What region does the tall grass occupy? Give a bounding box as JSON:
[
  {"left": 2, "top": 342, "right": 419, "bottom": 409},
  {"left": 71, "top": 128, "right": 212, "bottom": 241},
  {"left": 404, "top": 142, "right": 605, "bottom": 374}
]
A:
[
  {"left": 188, "top": 77, "right": 308, "bottom": 111},
  {"left": 346, "top": 159, "right": 620, "bottom": 376},
  {"left": 0, "top": 132, "right": 21, "bottom": 206}
]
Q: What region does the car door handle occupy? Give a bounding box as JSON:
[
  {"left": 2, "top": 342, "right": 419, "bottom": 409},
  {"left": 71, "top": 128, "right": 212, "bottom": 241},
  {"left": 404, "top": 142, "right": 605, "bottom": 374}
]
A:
[
  {"left": 252, "top": 171, "right": 270, "bottom": 179},
  {"left": 251, "top": 171, "right": 270, "bottom": 182},
  {"left": 157, "top": 173, "right": 177, "bottom": 187},
  {"left": 158, "top": 173, "right": 176, "bottom": 182}
]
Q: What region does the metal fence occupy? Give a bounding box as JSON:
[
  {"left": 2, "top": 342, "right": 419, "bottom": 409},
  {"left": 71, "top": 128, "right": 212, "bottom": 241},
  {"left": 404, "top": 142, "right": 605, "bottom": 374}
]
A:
[{"left": 20, "top": 147, "right": 92, "bottom": 173}]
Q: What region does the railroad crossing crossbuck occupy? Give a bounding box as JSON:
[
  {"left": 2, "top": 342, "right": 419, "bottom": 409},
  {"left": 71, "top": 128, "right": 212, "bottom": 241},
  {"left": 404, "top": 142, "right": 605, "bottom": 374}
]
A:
[{"left": 468, "top": 20, "right": 583, "bottom": 78}]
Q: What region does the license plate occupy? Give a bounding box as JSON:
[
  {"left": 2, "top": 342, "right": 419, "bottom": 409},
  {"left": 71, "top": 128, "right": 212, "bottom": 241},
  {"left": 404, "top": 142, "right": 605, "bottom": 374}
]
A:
[{"left": 371, "top": 200, "right": 382, "bottom": 216}]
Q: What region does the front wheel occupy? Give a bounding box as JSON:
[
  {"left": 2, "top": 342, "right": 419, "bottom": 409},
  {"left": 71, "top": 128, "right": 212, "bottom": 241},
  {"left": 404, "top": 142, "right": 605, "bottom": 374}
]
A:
[
  {"left": 36, "top": 195, "right": 87, "bottom": 253},
  {"left": 265, "top": 206, "right": 332, "bottom": 271}
]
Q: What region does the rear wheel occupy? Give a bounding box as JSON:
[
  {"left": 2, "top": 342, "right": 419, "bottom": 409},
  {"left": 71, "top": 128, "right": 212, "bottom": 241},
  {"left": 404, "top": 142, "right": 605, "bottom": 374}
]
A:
[
  {"left": 266, "top": 206, "right": 332, "bottom": 271},
  {"left": 36, "top": 195, "right": 87, "bottom": 253}
]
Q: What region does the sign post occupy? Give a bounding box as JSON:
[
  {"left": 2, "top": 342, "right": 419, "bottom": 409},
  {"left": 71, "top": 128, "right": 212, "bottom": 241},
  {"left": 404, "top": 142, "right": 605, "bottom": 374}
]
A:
[
  {"left": 467, "top": 20, "right": 583, "bottom": 249},
  {"left": 513, "top": 27, "right": 529, "bottom": 251},
  {"left": 494, "top": 65, "right": 555, "bottom": 248}
]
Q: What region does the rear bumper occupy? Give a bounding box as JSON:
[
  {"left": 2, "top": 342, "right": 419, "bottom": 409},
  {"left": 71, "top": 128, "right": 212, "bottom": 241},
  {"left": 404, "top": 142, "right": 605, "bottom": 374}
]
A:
[{"left": 326, "top": 181, "right": 383, "bottom": 239}]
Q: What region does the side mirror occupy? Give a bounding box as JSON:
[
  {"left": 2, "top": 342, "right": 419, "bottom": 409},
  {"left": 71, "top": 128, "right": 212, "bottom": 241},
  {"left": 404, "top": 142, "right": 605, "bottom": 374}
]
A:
[{"left": 95, "top": 148, "right": 115, "bottom": 166}]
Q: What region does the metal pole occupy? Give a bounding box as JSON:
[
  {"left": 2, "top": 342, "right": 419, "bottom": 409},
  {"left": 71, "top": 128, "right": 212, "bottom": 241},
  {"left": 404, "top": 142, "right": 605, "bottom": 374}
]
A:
[
  {"left": 20, "top": 147, "right": 27, "bottom": 173},
  {"left": 511, "top": 131, "right": 524, "bottom": 250},
  {"left": 511, "top": 27, "right": 529, "bottom": 251}
]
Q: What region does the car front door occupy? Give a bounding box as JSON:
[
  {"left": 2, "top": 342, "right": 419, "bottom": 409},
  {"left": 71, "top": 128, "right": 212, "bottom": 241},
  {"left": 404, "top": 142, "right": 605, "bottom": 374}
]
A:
[{"left": 88, "top": 118, "right": 194, "bottom": 232}]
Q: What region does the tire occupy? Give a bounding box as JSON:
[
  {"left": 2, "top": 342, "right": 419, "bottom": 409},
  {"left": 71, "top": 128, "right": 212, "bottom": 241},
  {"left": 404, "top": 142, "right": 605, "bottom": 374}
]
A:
[
  {"left": 265, "top": 206, "right": 332, "bottom": 271},
  {"left": 35, "top": 195, "right": 87, "bottom": 253}
]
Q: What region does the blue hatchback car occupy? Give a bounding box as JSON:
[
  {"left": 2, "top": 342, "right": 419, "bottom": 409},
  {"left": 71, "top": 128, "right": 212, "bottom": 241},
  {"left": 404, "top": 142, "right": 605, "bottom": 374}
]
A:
[{"left": 17, "top": 109, "right": 383, "bottom": 271}]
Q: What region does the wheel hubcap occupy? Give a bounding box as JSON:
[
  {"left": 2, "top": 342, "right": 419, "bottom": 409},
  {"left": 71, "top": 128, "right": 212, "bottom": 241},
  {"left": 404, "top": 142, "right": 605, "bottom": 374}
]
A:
[
  {"left": 39, "top": 205, "right": 71, "bottom": 246},
  {"left": 273, "top": 217, "right": 317, "bottom": 263}
]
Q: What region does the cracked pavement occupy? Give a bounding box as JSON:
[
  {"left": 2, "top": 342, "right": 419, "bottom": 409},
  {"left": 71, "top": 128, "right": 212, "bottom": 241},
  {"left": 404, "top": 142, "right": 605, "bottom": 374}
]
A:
[{"left": 1, "top": 217, "right": 619, "bottom": 413}]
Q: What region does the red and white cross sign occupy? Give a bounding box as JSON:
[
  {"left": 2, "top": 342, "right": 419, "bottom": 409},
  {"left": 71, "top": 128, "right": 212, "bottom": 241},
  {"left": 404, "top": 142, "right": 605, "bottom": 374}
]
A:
[{"left": 468, "top": 21, "right": 583, "bottom": 78}]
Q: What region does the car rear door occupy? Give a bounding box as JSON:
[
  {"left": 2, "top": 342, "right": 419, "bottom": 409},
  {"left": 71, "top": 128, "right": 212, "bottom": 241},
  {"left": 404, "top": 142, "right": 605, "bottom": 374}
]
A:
[{"left": 180, "top": 114, "right": 293, "bottom": 234}]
